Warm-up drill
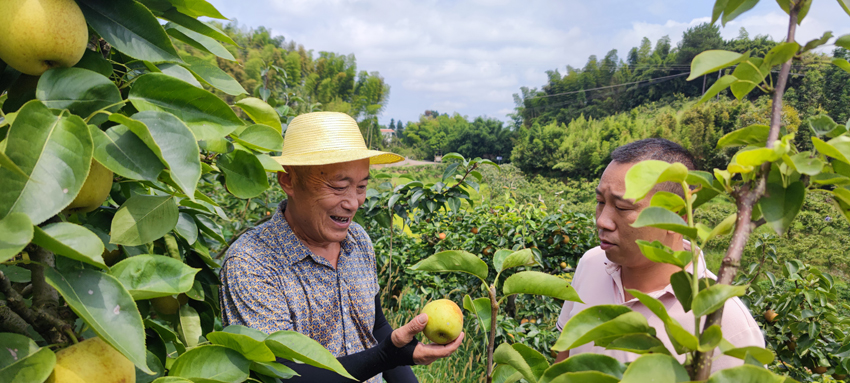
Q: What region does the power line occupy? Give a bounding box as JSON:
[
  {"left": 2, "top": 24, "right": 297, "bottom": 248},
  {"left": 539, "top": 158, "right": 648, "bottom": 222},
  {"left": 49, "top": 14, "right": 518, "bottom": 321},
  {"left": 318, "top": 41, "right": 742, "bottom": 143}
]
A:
[{"left": 526, "top": 72, "right": 691, "bottom": 100}]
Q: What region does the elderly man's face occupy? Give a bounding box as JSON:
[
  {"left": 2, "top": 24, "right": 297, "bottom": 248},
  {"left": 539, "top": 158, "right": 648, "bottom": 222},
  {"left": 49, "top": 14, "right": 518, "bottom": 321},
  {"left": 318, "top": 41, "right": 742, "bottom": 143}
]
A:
[
  {"left": 279, "top": 159, "right": 370, "bottom": 245},
  {"left": 595, "top": 161, "right": 675, "bottom": 268}
]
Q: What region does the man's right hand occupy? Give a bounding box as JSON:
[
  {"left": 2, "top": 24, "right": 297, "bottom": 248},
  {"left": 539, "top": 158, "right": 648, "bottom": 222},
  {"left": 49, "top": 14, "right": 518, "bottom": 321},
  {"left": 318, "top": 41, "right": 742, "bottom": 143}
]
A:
[{"left": 391, "top": 313, "right": 464, "bottom": 365}]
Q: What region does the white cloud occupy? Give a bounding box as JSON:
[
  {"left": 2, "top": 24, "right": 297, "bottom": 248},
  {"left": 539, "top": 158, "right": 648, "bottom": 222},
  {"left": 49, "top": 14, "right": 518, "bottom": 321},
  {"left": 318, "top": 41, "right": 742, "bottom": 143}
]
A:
[{"left": 206, "top": 0, "right": 850, "bottom": 124}]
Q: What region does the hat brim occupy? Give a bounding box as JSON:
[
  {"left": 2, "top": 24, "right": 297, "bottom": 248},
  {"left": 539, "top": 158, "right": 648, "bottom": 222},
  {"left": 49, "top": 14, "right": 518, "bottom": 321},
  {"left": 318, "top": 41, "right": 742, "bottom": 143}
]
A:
[{"left": 272, "top": 149, "right": 404, "bottom": 167}]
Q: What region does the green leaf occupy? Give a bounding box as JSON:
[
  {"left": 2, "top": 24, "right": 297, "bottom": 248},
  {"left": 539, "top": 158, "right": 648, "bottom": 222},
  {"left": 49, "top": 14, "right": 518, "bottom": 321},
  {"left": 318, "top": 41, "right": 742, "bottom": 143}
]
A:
[
  {"left": 250, "top": 361, "right": 298, "bottom": 379},
  {"left": 670, "top": 271, "right": 694, "bottom": 312},
  {"left": 703, "top": 213, "right": 737, "bottom": 243},
  {"left": 758, "top": 181, "right": 805, "bottom": 235},
  {"left": 265, "top": 330, "right": 355, "bottom": 380},
  {"left": 631, "top": 207, "right": 698, "bottom": 239},
  {"left": 73, "top": 49, "right": 113, "bottom": 78},
  {"left": 635, "top": 240, "right": 691, "bottom": 268},
  {"left": 462, "top": 294, "right": 492, "bottom": 332},
  {"left": 256, "top": 153, "right": 285, "bottom": 173},
  {"left": 712, "top": 0, "right": 731, "bottom": 24},
  {"left": 730, "top": 57, "right": 766, "bottom": 100},
  {"left": 0, "top": 333, "right": 47, "bottom": 370},
  {"left": 493, "top": 343, "right": 548, "bottom": 383},
  {"left": 235, "top": 98, "right": 283, "bottom": 134},
  {"left": 109, "top": 254, "right": 199, "bottom": 300},
  {"left": 0, "top": 213, "right": 32, "bottom": 262},
  {"left": 706, "top": 364, "right": 785, "bottom": 383},
  {"left": 216, "top": 150, "right": 271, "bottom": 199},
  {"left": 787, "top": 152, "right": 824, "bottom": 175},
  {"left": 175, "top": 212, "right": 199, "bottom": 244},
  {"left": 0, "top": 347, "right": 55, "bottom": 383},
  {"left": 553, "top": 306, "right": 651, "bottom": 351},
  {"left": 606, "top": 333, "right": 671, "bottom": 355},
  {"left": 492, "top": 249, "right": 514, "bottom": 272},
  {"left": 77, "top": 0, "right": 182, "bottom": 63},
  {"left": 36, "top": 68, "right": 123, "bottom": 121},
  {"left": 802, "top": 31, "right": 833, "bottom": 53},
  {"left": 111, "top": 111, "right": 201, "bottom": 197},
  {"left": 833, "top": 187, "right": 850, "bottom": 206},
  {"left": 839, "top": 0, "right": 850, "bottom": 17},
  {"left": 688, "top": 50, "right": 747, "bottom": 80},
  {"left": 813, "top": 136, "right": 850, "bottom": 164},
  {"left": 128, "top": 73, "right": 245, "bottom": 141},
  {"left": 231, "top": 124, "right": 283, "bottom": 152},
  {"left": 763, "top": 42, "right": 800, "bottom": 67},
  {"left": 698, "top": 74, "right": 737, "bottom": 104},
  {"left": 808, "top": 114, "right": 845, "bottom": 138},
  {"left": 627, "top": 289, "right": 698, "bottom": 353},
  {"left": 623, "top": 160, "right": 689, "bottom": 202},
  {"left": 721, "top": 0, "right": 759, "bottom": 25},
  {"left": 811, "top": 172, "right": 850, "bottom": 185},
  {"left": 43, "top": 267, "right": 150, "bottom": 373},
  {"left": 735, "top": 146, "right": 785, "bottom": 167},
  {"left": 692, "top": 284, "right": 748, "bottom": 317},
  {"left": 649, "top": 191, "right": 685, "bottom": 214},
  {"left": 619, "top": 354, "right": 690, "bottom": 383},
  {"left": 837, "top": 34, "right": 850, "bottom": 50},
  {"left": 499, "top": 249, "right": 538, "bottom": 272},
  {"left": 0, "top": 151, "right": 28, "bottom": 179},
  {"left": 503, "top": 271, "right": 582, "bottom": 302},
  {"left": 539, "top": 353, "right": 625, "bottom": 383},
  {"left": 834, "top": 58, "right": 850, "bottom": 73},
  {"left": 178, "top": 304, "right": 202, "bottom": 347},
  {"left": 32, "top": 223, "right": 106, "bottom": 269},
  {"left": 165, "top": 23, "right": 235, "bottom": 61},
  {"left": 720, "top": 347, "right": 776, "bottom": 364},
  {"left": 156, "top": 63, "right": 202, "bottom": 88},
  {"left": 0, "top": 101, "right": 92, "bottom": 224},
  {"left": 91, "top": 124, "right": 165, "bottom": 182},
  {"left": 409, "top": 250, "right": 489, "bottom": 283},
  {"left": 158, "top": 9, "right": 238, "bottom": 46},
  {"left": 207, "top": 331, "right": 276, "bottom": 363},
  {"left": 110, "top": 194, "right": 179, "bottom": 246},
  {"left": 169, "top": 344, "right": 251, "bottom": 381},
  {"left": 717, "top": 125, "right": 770, "bottom": 148},
  {"left": 179, "top": 55, "right": 247, "bottom": 96},
  {"left": 165, "top": 0, "right": 226, "bottom": 19},
  {"left": 699, "top": 325, "right": 723, "bottom": 352}
]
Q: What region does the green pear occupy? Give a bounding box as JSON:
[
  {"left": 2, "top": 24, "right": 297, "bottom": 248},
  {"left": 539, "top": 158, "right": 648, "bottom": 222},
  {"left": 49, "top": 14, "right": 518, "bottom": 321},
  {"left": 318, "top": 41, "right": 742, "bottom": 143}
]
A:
[
  {"left": 46, "top": 337, "right": 135, "bottom": 383},
  {"left": 421, "top": 299, "right": 463, "bottom": 344},
  {"left": 0, "top": 0, "right": 89, "bottom": 76},
  {"left": 63, "top": 159, "right": 113, "bottom": 214}
]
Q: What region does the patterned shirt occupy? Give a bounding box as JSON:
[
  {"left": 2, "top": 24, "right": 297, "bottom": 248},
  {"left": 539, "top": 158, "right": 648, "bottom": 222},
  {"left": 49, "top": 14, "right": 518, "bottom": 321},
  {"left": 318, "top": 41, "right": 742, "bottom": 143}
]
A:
[{"left": 220, "top": 200, "right": 382, "bottom": 381}]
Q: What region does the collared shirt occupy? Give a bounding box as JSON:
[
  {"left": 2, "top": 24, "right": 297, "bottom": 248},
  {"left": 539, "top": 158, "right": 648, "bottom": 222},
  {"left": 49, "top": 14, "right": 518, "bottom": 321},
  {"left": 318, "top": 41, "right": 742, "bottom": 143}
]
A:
[
  {"left": 220, "top": 200, "right": 382, "bottom": 382},
  {"left": 557, "top": 244, "right": 765, "bottom": 372}
]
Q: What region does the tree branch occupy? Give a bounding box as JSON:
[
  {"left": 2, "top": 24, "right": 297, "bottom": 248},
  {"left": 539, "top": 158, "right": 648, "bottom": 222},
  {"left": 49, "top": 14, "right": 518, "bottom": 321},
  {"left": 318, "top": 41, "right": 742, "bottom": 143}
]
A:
[
  {"left": 0, "top": 302, "right": 30, "bottom": 335},
  {"left": 26, "top": 246, "right": 66, "bottom": 344},
  {"left": 0, "top": 270, "right": 72, "bottom": 342}
]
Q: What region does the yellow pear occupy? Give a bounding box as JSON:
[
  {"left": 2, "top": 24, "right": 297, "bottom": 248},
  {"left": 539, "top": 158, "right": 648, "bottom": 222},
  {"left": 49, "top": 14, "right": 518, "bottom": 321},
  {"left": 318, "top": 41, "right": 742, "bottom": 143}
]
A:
[
  {"left": 421, "top": 299, "right": 463, "bottom": 344},
  {"left": 64, "top": 159, "right": 113, "bottom": 214},
  {"left": 0, "top": 0, "right": 89, "bottom": 76},
  {"left": 46, "top": 337, "right": 135, "bottom": 383},
  {"left": 151, "top": 294, "right": 189, "bottom": 315}
]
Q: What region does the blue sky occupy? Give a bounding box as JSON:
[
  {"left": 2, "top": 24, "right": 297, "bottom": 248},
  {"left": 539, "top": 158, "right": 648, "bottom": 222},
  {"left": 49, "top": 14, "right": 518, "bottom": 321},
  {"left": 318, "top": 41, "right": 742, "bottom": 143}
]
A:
[{"left": 206, "top": 0, "right": 850, "bottom": 126}]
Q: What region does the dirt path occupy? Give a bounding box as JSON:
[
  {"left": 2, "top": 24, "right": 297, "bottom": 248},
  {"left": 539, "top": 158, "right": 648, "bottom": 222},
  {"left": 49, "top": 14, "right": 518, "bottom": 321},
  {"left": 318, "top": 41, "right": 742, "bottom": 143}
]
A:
[{"left": 372, "top": 158, "right": 438, "bottom": 168}]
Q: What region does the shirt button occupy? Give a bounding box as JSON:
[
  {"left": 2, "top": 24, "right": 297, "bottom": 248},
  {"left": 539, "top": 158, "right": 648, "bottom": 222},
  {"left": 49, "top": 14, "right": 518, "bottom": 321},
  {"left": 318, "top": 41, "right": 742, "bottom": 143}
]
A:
[{"left": 346, "top": 343, "right": 351, "bottom": 348}]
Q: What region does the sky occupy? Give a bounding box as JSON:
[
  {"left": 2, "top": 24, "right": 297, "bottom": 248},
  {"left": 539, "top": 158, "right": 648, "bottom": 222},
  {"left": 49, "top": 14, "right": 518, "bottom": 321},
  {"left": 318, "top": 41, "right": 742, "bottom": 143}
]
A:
[{"left": 206, "top": 0, "right": 850, "bottom": 126}]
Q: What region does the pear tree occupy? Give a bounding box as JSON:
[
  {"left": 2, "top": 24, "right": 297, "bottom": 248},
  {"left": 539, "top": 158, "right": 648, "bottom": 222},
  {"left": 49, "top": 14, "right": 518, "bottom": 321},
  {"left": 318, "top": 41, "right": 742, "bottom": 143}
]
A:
[{"left": 0, "top": 0, "right": 353, "bottom": 381}]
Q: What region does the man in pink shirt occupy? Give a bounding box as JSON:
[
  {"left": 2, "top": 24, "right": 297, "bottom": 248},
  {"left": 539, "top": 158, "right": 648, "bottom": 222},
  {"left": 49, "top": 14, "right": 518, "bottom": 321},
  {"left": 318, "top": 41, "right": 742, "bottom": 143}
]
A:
[{"left": 555, "top": 138, "right": 764, "bottom": 372}]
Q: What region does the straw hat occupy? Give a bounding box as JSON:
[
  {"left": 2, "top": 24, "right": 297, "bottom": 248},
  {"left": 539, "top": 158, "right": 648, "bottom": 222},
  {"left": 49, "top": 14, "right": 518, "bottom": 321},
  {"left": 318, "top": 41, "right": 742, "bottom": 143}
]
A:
[{"left": 272, "top": 112, "right": 403, "bottom": 167}]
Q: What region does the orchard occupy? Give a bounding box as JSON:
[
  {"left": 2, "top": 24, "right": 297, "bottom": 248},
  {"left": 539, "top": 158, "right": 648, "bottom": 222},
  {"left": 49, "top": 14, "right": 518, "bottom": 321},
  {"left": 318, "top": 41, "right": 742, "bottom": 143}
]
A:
[{"left": 2, "top": 0, "right": 850, "bottom": 383}]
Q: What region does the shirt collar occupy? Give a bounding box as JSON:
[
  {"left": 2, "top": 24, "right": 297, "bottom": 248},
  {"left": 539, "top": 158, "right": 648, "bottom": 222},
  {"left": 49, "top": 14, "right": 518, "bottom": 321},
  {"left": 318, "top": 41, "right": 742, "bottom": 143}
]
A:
[
  {"left": 604, "top": 240, "right": 709, "bottom": 302},
  {"left": 269, "top": 200, "right": 356, "bottom": 267}
]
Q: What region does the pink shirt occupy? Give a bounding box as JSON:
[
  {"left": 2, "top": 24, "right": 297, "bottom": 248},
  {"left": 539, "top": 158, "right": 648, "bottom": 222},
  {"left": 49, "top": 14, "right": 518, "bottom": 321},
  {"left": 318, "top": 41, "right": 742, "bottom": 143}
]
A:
[{"left": 556, "top": 244, "right": 765, "bottom": 372}]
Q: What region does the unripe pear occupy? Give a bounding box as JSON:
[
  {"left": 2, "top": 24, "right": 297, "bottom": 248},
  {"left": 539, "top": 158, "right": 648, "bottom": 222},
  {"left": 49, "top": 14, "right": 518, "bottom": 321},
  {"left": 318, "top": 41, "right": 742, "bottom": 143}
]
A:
[
  {"left": 0, "top": 0, "right": 89, "bottom": 76},
  {"left": 421, "top": 299, "right": 463, "bottom": 344},
  {"left": 46, "top": 337, "right": 135, "bottom": 383},
  {"left": 64, "top": 159, "right": 113, "bottom": 214}
]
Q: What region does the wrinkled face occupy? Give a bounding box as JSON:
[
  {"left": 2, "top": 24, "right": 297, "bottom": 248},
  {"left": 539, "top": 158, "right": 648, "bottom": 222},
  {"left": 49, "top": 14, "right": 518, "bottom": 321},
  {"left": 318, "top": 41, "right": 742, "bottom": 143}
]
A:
[
  {"left": 595, "top": 161, "right": 674, "bottom": 268},
  {"left": 279, "top": 159, "right": 370, "bottom": 246}
]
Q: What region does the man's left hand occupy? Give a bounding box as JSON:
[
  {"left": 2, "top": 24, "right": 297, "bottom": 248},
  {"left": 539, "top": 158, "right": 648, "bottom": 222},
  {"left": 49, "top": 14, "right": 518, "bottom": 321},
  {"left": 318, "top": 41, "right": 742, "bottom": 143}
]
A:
[{"left": 390, "top": 313, "right": 465, "bottom": 365}]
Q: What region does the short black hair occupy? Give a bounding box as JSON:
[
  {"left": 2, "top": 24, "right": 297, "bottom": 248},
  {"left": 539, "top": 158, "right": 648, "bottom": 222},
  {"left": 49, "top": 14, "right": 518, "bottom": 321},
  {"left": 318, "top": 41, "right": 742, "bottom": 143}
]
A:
[{"left": 610, "top": 138, "right": 696, "bottom": 198}]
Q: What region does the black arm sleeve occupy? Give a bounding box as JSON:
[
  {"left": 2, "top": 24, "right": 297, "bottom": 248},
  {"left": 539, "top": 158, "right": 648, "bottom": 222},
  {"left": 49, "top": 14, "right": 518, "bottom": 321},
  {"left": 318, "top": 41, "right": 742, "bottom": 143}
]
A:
[
  {"left": 373, "top": 295, "right": 418, "bottom": 383},
  {"left": 275, "top": 295, "right": 419, "bottom": 382}
]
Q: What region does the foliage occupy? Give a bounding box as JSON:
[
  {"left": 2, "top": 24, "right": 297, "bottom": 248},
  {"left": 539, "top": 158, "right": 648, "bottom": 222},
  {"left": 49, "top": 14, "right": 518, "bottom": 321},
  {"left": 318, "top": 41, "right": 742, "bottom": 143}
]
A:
[
  {"left": 394, "top": 113, "right": 515, "bottom": 161},
  {"left": 0, "top": 1, "right": 352, "bottom": 381}
]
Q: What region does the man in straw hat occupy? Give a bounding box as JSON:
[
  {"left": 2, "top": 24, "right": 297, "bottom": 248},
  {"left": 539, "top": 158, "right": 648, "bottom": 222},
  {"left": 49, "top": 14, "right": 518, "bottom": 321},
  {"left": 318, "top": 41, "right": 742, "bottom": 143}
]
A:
[{"left": 219, "top": 112, "right": 462, "bottom": 382}]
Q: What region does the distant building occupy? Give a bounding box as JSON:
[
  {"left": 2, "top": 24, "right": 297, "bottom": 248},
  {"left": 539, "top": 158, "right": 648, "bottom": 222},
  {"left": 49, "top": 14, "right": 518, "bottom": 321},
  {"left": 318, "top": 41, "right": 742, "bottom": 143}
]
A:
[{"left": 380, "top": 129, "right": 395, "bottom": 145}]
